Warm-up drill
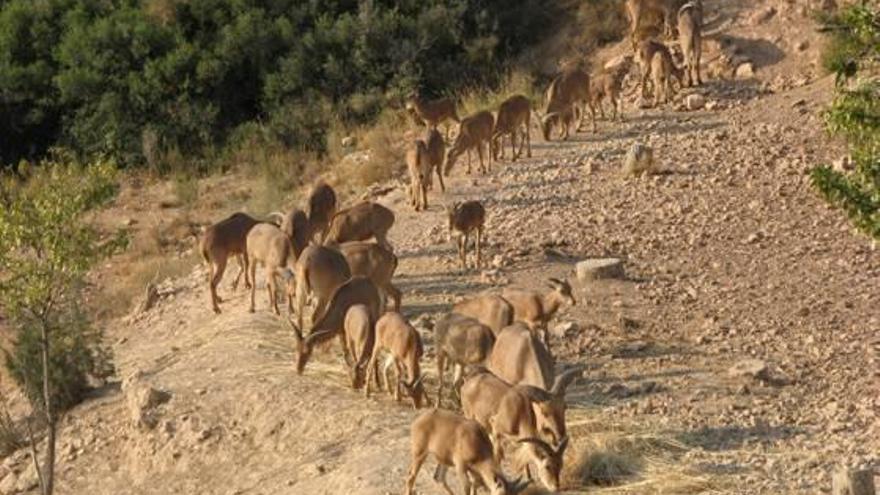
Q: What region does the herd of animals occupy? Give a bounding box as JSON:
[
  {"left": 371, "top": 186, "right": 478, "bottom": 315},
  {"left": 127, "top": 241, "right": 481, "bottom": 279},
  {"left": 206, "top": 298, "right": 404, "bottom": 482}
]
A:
[{"left": 197, "top": 1, "right": 705, "bottom": 493}]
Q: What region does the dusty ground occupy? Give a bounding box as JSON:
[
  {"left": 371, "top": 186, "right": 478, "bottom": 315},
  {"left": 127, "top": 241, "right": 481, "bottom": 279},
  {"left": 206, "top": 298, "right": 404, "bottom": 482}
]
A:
[{"left": 0, "top": 0, "right": 877, "bottom": 494}]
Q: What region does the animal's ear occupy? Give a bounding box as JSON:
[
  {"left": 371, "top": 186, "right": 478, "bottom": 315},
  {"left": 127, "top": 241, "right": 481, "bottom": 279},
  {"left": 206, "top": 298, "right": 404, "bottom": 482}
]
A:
[{"left": 547, "top": 277, "right": 564, "bottom": 289}]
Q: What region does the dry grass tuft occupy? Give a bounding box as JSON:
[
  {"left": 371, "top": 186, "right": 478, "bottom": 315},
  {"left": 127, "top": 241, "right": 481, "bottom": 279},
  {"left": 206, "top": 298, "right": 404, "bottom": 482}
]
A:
[
  {"left": 334, "top": 108, "right": 411, "bottom": 194},
  {"left": 457, "top": 70, "right": 540, "bottom": 118},
  {"left": 562, "top": 412, "right": 722, "bottom": 494}
]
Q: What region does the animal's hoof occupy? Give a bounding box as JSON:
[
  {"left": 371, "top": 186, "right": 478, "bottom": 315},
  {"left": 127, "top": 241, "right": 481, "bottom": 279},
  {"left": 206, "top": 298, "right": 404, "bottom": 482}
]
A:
[
  {"left": 249, "top": 308, "right": 255, "bottom": 314},
  {"left": 213, "top": 308, "right": 222, "bottom": 315}
]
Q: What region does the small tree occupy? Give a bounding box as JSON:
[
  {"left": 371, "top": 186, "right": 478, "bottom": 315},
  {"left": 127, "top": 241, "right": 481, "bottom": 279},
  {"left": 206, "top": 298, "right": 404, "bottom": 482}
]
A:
[
  {"left": 0, "top": 155, "right": 118, "bottom": 495},
  {"left": 811, "top": 2, "right": 880, "bottom": 240}
]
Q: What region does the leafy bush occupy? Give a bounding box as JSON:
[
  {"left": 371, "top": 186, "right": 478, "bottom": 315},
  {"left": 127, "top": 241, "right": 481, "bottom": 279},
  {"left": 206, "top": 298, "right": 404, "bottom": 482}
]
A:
[
  {"left": 0, "top": 157, "right": 118, "bottom": 413},
  {"left": 0, "top": 0, "right": 565, "bottom": 169},
  {"left": 811, "top": 2, "right": 879, "bottom": 239}
]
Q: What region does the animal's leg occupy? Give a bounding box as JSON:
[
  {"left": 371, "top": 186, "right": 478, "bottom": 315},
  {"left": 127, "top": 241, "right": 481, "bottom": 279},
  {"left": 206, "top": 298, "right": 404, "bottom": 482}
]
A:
[
  {"left": 209, "top": 256, "right": 227, "bottom": 314},
  {"left": 404, "top": 450, "right": 428, "bottom": 495},
  {"left": 266, "top": 268, "right": 280, "bottom": 315},
  {"left": 436, "top": 352, "right": 446, "bottom": 405},
  {"left": 476, "top": 227, "right": 482, "bottom": 270},
  {"left": 435, "top": 163, "right": 446, "bottom": 192},
  {"left": 248, "top": 259, "right": 257, "bottom": 313}
]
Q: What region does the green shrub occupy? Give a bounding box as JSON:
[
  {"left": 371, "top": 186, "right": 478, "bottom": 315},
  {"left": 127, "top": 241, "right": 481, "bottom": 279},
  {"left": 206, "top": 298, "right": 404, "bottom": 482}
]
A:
[
  {"left": 0, "top": 157, "right": 119, "bottom": 413},
  {"left": 0, "top": 0, "right": 567, "bottom": 169},
  {"left": 811, "top": 2, "right": 879, "bottom": 240},
  {"left": 4, "top": 307, "right": 113, "bottom": 413}
]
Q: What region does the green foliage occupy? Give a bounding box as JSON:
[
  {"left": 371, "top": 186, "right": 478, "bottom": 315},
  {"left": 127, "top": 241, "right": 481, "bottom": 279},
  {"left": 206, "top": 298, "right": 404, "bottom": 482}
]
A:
[
  {"left": 0, "top": 156, "right": 118, "bottom": 412},
  {"left": 0, "top": 0, "right": 564, "bottom": 168},
  {"left": 812, "top": 2, "right": 880, "bottom": 240}
]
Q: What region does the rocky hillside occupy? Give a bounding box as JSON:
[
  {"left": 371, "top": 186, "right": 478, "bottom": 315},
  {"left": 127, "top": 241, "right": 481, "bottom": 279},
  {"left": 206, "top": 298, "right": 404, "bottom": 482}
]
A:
[{"left": 0, "top": 0, "right": 877, "bottom": 494}]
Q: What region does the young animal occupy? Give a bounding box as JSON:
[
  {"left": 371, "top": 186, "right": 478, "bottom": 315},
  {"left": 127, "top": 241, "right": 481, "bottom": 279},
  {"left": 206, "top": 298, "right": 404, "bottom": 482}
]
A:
[
  {"left": 406, "top": 93, "right": 461, "bottom": 140},
  {"left": 404, "top": 409, "right": 528, "bottom": 495},
  {"left": 492, "top": 94, "right": 532, "bottom": 161},
  {"left": 678, "top": 1, "right": 703, "bottom": 87},
  {"left": 590, "top": 57, "right": 632, "bottom": 122},
  {"left": 649, "top": 48, "right": 684, "bottom": 106},
  {"left": 289, "top": 277, "right": 381, "bottom": 375},
  {"left": 365, "top": 311, "right": 429, "bottom": 409},
  {"left": 200, "top": 212, "right": 260, "bottom": 314},
  {"left": 444, "top": 110, "right": 495, "bottom": 176},
  {"left": 324, "top": 201, "right": 395, "bottom": 252},
  {"left": 406, "top": 138, "right": 432, "bottom": 211},
  {"left": 337, "top": 241, "right": 401, "bottom": 312},
  {"left": 307, "top": 181, "right": 337, "bottom": 243},
  {"left": 245, "top": 223, "right": 297, "bottom": 315},
  {"left": 637, "top": 39, "right": 681, "bottom": 101},
  {"left": 501, "top": 278, "right": 577, "bottom": 346},
  {"left": 343, "top": 304, "right": 375, "bottom": 389},
  {"left": 445, "top": 200, "right": 485, "bottom": 271},
  {"left": 293, "top": 245, "right": 351, "bottom": 328},
  {"left": 433, "top": 313, "right": 496, "bottom": 404}
]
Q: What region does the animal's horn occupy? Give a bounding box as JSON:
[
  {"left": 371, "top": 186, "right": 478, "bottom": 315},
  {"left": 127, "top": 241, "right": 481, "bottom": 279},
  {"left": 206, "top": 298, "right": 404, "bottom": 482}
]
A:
[{"left": 551, "top": 368, "right": 581, "bottom": 396}]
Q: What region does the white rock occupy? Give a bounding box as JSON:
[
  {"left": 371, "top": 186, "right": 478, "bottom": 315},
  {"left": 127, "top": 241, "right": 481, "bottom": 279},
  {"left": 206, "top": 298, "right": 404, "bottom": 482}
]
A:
[
  {"left": 576, "top": 258, "right": 625, "bottom": 281},
  {"left": 685, "top": 94, "right": 706, "bottom": 111},
  {"left": 735, "top": 63, "right": 755, "bottom": 79}
]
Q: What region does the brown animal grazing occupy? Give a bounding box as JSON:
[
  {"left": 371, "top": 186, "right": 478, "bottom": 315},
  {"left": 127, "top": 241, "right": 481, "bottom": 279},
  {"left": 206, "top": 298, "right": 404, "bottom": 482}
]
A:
[
  {"left": 452, "top": 294, "right": 514, "bottom": 336},
  {"left": 424, "top": 128, "right": 446, "bottom": 192},
  {"left": 293, "top": 245, "right": 351, "bottom": 328},
  {"left": 245, "top": 223, "right": 297, "bottom": 315},
  {"left": 444, "top": 110, "right": 495, "bottom": 176},
  {"left": 337, "top": 241, "right": 401, "bottom": 312},
  {"left": 324, "top": 201, "right": 395, "bottom": 252},
  {"left": 445, "top": 200, "right": 485, "bottom": 271},
  {"left": 492, "top": 94, "right": 532, "bottom": 161},
  {"left": 289, "top": 277, "right": 381, "bottom": 375},
  {"left": 502, "top": 278, "right": 577, "bottom": 347},
  {"left": 433, "top": 313, "right": 496, "bottom": 404},
  {"left": 678, "top": 1, "right": 703, "bottom": 87},
  {"left": 405, "top": 409, "right": 528, "bottom": 495},
  {"left": 543, "top": 67, "right": 593, "bottom": 136},
  {"left": 343, "top": 304, "right": 375, "bottom": 389},
  {"left": 540, "top": 105, "right": 577, "bottom": 141},
  {"left": 307, "top": 181, "right": 337, "bottom": 243},
  {"left": 406, "top": 93, "right": 461, "bottom": 140},
  {"left": 406, "top": 139, "right": 432, "bottom": 211},
  {"left": 460, "top": 369, "right": 569, "bottom": 491},
  {"left": 200, "top": 212, "right": 261, "bottom": 314},
  {"left": 365, "top": 311, "right": 429, "bottom": 408}
]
